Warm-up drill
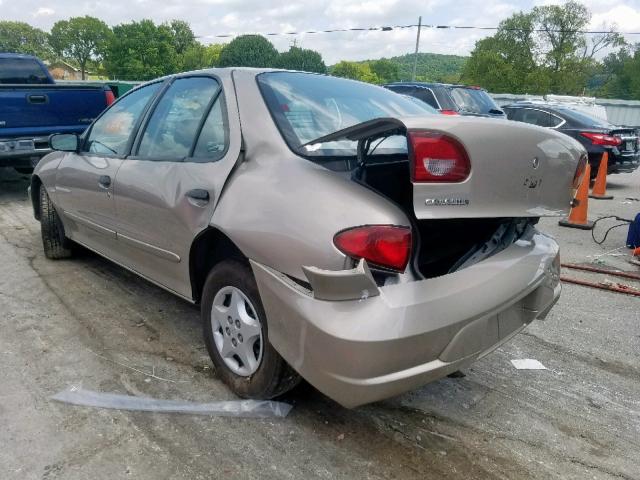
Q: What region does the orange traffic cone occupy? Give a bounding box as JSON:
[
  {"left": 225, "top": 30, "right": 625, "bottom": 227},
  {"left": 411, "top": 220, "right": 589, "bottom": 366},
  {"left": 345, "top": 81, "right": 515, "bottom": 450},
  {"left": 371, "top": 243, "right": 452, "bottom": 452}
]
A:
[
  {"left": 589, "top": 152, "right": 613, "bottom": 200},
  {"left": 633, "top": 247, "right": 640, "bottom": 257},
  {"left": 559, "top": 163, "right": 594, "bottom": 230}
]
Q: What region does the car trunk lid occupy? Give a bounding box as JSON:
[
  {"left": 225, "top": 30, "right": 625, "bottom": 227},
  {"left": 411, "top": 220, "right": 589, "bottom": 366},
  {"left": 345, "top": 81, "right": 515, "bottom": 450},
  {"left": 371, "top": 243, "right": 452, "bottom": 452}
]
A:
[{"left": 305, "top": 115, "right": 583, "bottom": 220}]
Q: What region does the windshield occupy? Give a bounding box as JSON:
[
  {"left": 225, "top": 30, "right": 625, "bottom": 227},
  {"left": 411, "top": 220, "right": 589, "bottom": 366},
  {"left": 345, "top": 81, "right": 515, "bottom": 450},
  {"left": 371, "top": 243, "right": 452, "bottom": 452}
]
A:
[
  {"left": 449, "top": 87, "right": 502, "bottom": 115},
  {"left": 258, "top": 72, "right": 431, "bottom": 157},
  {"left": 0, "top": 57, "right": 49, "bottom": 84}
]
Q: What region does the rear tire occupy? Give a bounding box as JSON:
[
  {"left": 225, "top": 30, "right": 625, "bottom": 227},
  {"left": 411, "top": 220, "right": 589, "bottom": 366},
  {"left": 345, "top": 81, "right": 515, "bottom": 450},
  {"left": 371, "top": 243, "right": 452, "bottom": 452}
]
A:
[
  {"left": 39, "top": 185, "right": 73, "bottom": 259},
  {"left": 201, "top": 260, "right": 300, "bottom": 399}
]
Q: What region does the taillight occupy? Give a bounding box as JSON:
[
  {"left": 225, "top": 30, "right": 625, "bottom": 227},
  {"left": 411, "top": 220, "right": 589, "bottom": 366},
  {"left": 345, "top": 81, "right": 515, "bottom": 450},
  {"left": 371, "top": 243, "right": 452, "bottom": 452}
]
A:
[
  {"left": 105, "top": 89, "right": 115, "bottom": 106},
  {"left": 333, "top": 225, "right": 411, "bottom": 272},
  {"left": 408, "top": 131, "right": 471, "bottom": 183},
  {"left": 573, "top": 153, "right": 588, "bottom": 189},
  {"left": 440, "top": 109, "right": 459, "bottom": 115},
  {"left": 580, "top": 132, "right": 621, "bottom": 147}
]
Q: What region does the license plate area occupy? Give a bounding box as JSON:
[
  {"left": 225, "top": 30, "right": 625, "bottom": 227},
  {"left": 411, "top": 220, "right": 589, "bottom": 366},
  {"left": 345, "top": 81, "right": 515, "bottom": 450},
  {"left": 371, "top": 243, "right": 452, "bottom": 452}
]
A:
[{"left": 0, "top": 139, "right": 35, "bottom": 152}]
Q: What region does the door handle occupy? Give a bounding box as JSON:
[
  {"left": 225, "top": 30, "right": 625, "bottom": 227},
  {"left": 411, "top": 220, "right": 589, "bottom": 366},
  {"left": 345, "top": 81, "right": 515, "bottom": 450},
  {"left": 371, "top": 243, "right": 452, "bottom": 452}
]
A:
[
  {"left": 27, "top": 94, "right": 48, "bottom": 104},
  {"left": 98, "top": 175, "right": 111, "bottom": 189},
  {"left": 186, "top": 189, "right": 210, "bottom": 201}
]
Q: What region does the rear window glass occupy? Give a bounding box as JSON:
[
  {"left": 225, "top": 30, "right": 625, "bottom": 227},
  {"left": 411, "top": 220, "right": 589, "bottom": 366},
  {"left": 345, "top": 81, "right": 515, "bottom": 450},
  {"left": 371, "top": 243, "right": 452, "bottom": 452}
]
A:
[
  {"left": 556, "top": 107, "right": 613, "bottom": 129},
  {"left": 0, "top": 57, "right": 49, "bottom": 84},
  {"left": 258, "top": 72, "right": 431, "bottom": 157},
  {"left": 449, "top": 87, "right": 501, "bottom": 115}
]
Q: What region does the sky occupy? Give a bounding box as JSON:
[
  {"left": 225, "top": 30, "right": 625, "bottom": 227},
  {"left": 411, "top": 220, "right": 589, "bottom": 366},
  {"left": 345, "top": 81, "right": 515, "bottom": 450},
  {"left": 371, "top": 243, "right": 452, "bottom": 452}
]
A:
[{"left": 2, "top": 0, "right": 640, "bottom": 63}]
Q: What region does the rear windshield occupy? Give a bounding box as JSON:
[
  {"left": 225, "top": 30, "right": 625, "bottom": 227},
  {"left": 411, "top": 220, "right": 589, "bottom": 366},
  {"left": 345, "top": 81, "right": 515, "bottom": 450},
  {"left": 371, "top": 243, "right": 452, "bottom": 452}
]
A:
[
  {"left": 555, "top": 107, "right": 613, "bottom": 129},
  {"left": 258, "top": 72, "right": 431, "bottom": 157},
  {"left": 0, "top": 57, "right": 50, "bottom": 84},
  {"left": 449, "top": 87, "right": 501, "bottom": 115}
]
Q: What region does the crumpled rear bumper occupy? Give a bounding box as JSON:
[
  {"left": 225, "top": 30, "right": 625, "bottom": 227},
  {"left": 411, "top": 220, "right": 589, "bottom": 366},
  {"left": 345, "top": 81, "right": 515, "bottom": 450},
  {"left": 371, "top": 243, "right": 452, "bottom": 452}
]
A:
[{"left": 251, "top": 230, "right": 561, "bottom": 408}]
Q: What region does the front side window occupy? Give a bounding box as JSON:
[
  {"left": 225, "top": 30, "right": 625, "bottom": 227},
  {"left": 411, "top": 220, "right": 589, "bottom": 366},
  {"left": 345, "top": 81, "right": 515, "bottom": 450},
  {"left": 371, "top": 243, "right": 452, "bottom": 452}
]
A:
[
  {"left": 258, "top": 72, "right": 430, "bottom": 158},
  {"left": 85, "top": 82, "right": 161, "bottom": 155},
  {"left": 137, "top": 77, "right": 219, "bottom": 160}
]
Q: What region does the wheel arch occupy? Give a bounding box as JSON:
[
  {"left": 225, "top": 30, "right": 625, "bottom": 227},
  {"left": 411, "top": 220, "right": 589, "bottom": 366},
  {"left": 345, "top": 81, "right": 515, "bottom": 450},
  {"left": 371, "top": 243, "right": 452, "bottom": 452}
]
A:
[{"left": 189, "top": 226, "right": 248, "bottom": 304}]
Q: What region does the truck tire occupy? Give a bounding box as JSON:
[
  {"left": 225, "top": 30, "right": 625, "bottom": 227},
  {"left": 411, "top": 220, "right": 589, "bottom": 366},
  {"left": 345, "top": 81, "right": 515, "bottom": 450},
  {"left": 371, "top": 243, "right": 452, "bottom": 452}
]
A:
[
  {"left": 39, "top": 184, "right": 73, "bottom": 259},
  {"left": 201, "top": 260, "right": 300, "bottom": 399}
]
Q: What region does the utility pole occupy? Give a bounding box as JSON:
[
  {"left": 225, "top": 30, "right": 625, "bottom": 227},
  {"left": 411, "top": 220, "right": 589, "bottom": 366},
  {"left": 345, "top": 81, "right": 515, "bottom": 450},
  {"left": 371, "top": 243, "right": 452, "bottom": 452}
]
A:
[{"left": 411, "top": 16, "right": 422, "bottom": 82}]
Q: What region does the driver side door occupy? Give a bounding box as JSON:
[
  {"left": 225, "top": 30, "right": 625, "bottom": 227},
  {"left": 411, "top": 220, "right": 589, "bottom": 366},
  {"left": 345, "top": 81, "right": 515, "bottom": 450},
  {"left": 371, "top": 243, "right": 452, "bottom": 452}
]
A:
[{"left": 55, "top": 82, "right": 163, "bottom": 255}]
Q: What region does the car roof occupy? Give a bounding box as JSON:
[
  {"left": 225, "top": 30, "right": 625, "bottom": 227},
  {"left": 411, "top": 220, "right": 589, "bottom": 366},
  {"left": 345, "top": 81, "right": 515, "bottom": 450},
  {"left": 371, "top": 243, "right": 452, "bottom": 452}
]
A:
[
  {"left": 384, "top": 82, "right": 486, "bottom": 90},
  {"left": 0, "top": 52, "right": 38, "bottom": 59}
]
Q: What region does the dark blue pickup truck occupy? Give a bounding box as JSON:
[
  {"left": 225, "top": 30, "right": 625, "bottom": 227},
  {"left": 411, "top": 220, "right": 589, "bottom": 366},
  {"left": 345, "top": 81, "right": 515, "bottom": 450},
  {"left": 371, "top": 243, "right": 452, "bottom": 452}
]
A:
[{"left": 0, "top": 53, "right": 114, "bottom": 172}]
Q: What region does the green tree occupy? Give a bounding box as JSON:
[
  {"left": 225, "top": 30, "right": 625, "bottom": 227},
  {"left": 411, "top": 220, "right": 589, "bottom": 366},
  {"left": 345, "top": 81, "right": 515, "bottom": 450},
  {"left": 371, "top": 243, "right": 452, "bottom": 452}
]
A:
[
  {"left": 104, "top": 20, "right": 178, "bottom": 80},
  {"left": 331, "top": 61, "right": 379, "bottom": 83},
  {"left": 0, "top": 21, "right": 52, "bottom": 60},
  {"left": 600, "top": 45, "right": 640, "bottom": 99},
  {"left": 50, "top": 16, "right": 112, "bottom": 80},
  {"left": 276, "top": 46, "right": 326, "bottom": 73},
  {"left": 462, "top": 1, "right": 624, "bottom": 95},
  {"left": 218, "top": 35, "right": 278, "bottom": 68},
  {"left": 369, "top": 59, "right": 399, "bottom": 83},
  {"left": 179, "top": 43, "right": 224, "bottom": 70},
  {"left": 167, "top": 19, "right": 196, "bottom": 55}
]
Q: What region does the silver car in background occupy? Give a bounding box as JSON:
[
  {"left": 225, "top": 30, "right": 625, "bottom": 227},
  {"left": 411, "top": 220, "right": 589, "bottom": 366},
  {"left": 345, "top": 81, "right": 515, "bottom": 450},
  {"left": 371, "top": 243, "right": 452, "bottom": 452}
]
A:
[{"left": 31, "top": 69, "right": 586, "bottom": 407}]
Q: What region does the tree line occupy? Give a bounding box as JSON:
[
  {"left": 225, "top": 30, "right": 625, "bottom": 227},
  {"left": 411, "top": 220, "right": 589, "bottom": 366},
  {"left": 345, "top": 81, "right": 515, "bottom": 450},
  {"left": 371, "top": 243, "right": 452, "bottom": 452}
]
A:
[
  {"left": 0, "top": 18, "right": 329, "bottom": 81},
  {"left": 1, "top": 3, "right": 639, "bottom": 100},
  {"left": 461, "top": 1, "right": 639, "bottom": 99}
]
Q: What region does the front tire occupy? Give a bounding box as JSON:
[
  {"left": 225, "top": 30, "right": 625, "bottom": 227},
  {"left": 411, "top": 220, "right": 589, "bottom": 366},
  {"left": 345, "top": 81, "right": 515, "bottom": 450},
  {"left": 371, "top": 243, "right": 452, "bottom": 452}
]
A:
[
  {"left": 201, "top": 260, "right": 300, "bottom": 399},
  {"left": 39, "top": 185, "right": 73, "bottom": 259}
]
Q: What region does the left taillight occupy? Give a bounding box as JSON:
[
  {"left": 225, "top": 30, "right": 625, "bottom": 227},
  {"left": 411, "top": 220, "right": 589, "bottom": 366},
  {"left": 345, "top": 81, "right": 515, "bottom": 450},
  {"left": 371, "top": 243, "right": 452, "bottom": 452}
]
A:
[
  {"left": 105, "top": 89, "right": 115, "bottom": 106},
  {"left": 580, "top": 132, "right": 621, "bottom": 147},
  {"left": 408, "top": 130, "right": 471, "bottom": 183},
  {"left": 333, "top": 225, "right": 412, "bottom": 272}
]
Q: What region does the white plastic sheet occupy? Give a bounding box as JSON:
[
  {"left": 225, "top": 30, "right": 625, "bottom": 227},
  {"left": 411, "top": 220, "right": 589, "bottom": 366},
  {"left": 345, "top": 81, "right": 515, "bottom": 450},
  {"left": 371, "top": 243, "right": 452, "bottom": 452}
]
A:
[
  {"left": 51, "top": 386, "right": 293, "bottom": 418},
  {"left": 510, "top": 359, "right": 547, "bottom": 370}
]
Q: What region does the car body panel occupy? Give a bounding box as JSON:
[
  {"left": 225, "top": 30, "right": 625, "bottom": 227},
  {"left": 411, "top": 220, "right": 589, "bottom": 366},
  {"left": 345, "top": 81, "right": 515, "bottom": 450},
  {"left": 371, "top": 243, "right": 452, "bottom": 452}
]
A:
[
  {"left": 251, "top": 229, "right": 560, "bottom": 407},
  {"left": 34, "top": 68, "right": 576, "bottom": 407},
  {"left": 503, "top": 103, "right": 640, "bottom": 175}
]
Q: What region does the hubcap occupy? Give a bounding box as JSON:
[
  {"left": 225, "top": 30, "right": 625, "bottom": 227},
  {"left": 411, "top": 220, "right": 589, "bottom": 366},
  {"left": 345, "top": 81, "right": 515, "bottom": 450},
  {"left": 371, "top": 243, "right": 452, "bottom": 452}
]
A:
[{"left": 210, "top": 286, "right": 263, "bottom": 376}]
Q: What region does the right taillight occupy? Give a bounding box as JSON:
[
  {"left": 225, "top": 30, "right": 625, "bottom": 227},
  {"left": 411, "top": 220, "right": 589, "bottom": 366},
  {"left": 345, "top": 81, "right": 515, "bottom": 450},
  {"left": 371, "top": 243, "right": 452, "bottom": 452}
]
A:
[
  {"left": 580, "top": 132, "right": 622, "bottom": 146},
  {"left": 408, "top": 131, "right": 471, "bottom": 183},
  {"left": 572, "top": 153, "right": 588, "bottom": 189}
]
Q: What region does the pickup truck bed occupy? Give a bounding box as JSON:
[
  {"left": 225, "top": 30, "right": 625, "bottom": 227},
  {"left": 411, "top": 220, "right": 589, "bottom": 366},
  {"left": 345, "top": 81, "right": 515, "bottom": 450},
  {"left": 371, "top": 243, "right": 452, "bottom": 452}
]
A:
[{"left": 0, "top": 53, "right": 113, "bottom": 171}]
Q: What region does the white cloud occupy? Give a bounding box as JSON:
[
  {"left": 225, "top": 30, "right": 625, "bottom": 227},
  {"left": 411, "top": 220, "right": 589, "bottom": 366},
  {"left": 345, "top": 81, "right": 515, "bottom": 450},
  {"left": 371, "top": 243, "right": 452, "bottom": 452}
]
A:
[
  {"left": 33, "top": 7, "right": 55, "bottom": 17},
  {"left": 4, "top": 0, "right": 639, "bottom": 64}
]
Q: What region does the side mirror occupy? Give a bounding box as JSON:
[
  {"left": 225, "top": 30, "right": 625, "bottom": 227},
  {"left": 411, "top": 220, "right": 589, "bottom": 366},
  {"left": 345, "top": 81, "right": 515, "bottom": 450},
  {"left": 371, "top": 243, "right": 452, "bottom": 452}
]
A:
[{"left": 49, "top": 133, "right": 79, "bottom": 152}]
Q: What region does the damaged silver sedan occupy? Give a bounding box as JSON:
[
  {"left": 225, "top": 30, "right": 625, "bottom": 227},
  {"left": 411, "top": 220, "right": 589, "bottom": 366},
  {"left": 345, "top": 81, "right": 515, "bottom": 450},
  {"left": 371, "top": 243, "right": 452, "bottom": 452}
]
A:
[{"left": 31, "top": 69, "right": 586, "bottom": 407}]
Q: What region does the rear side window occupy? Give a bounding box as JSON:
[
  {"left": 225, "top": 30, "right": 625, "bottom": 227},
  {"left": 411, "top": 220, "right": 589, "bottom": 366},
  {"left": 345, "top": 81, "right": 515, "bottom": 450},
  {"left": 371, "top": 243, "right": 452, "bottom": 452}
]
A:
[
  {"left": 449, "top": 87, "right": 501, "bottom": 115},
  {"left": 85, "top": 82, "right": 161, "bottom": 155},
  {"left": 137, "top": 77, "right": 219, "bottom": 160},
  {"left": 193, "top": 96, "right": 227, "bottom": 160},
  {"left": 0, "top": 57, "right": 49, "bottom": 84},
  {"left": 413, "top": 88, "right": 439, "bottom": 109},
  {"left": 510, "top": 108, "right": 561, "bottom": 128}
]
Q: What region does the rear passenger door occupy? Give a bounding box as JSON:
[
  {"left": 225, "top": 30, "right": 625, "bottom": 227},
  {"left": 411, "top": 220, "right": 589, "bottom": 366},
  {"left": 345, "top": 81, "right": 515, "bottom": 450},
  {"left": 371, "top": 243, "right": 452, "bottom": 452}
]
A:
[{"left": 112, "top": 74, "right": 242, "bottom": 299}]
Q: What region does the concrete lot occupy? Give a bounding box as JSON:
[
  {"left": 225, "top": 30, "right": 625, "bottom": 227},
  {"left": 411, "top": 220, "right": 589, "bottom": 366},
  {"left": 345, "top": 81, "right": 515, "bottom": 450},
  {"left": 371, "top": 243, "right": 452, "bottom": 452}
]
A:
[{"left": 0, "top": 166, "right": 638, "bottom": 480}]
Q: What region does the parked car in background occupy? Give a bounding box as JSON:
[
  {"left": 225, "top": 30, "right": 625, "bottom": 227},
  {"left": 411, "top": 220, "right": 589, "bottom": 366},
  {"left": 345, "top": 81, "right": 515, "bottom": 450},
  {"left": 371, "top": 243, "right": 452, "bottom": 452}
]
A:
[
  {"left": 384, "top": 82, "right": 506, "bottom": 118},
  {"left": 0, "top": 53, "right": 115, "bottom": 173},
  {"left": 32, "top": 69, "right": 584, "bottom": 407},
  {"left": 503, "top": 102, "right": 640, "bottom": 175}
]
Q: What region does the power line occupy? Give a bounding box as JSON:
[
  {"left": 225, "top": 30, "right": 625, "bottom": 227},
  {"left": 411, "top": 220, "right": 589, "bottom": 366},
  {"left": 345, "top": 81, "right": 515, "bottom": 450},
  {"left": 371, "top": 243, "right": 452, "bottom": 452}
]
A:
[{"left": 198, "top": 23, "right": 640, "bottom": 39}]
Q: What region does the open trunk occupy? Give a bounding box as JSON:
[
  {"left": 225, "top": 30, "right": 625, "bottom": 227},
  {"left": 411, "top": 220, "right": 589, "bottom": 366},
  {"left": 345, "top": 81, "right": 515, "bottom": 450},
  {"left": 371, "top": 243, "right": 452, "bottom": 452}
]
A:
[{"left": 308, "top": 116, "right": 582, "bottom": 279}]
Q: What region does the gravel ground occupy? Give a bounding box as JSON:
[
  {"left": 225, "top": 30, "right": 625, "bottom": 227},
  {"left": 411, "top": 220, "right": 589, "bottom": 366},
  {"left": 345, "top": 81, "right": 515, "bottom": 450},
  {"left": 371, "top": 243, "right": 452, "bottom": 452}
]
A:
[{"left": 0, "top": 166, "right": 638, "bottom": 480}]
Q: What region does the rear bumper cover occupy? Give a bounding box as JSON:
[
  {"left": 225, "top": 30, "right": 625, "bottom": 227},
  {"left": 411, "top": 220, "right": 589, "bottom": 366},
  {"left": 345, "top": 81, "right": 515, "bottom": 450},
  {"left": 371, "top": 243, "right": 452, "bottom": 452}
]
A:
[{"left": 251, "top": 230, "right": 560, "bottom": 408}]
